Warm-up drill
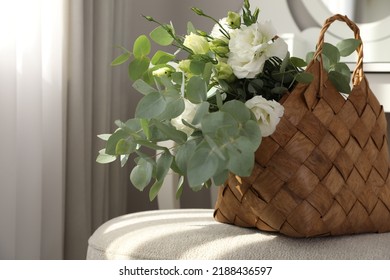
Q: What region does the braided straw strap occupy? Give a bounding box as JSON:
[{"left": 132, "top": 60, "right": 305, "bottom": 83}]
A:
[
  {"left": 313, "top": 14, "right": 364, "bottom": 87},
  {"left": 214, "top": 15, "right": 390, "bottom": 237}
]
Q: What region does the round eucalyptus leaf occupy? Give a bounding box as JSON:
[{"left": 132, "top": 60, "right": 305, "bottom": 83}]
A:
[
  {"left": 149, "top": 180, "right": 164, "bottom": 201},
  {"left": 128, "top": 56, "right": 150, "bottom": 81},
  {"left": 156, "top": 151, "right": 173, "bottom": 181},
  {"left": 96, "top": 149, "right": 117, "bottom": 164},
  {"left": 133, "top": 35, "right": 151, "bottom": 58},
  {"left": 337, "top": 38, "right": 361, "bottom": 57},
  {"left": 130, "top": 159, "right": 153, "bottom": 191},
  {"left": 150, "top": 26, "right": 174, "bottom": 46},
  {"left": 186, "top": 76, "right": 207, "bottom": 103},
  {"left": 135, "top": 92, "right": 167, "bottom": 119},
  {"left": 175, "top": 140, "right": 197, "bottom": 174},
  {"left": 226, "top": 147, "right": 254, "bottom": 177},
  {"left": 187, "top": 147, "right": 219, "bottom": 187},
  {"left": 151, "top": 50, "right": 175, "bottom": 65},
  {"left": 201, "top": 111, "right": 238, "bottom": 137},
  {"left": 221, "top": 100, "right": 251, "bottom": 123},
  {"left": 322, "top": 43, "right": 340, "bottom": 66}
]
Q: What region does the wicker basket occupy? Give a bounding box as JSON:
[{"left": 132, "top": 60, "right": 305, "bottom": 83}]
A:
[{"left": 214, "top": 14, "right": 390, "bottom": 237}]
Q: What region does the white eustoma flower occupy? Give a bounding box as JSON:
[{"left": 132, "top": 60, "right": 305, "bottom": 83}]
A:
[
  {"left": 210, "top": 17, "right": 231, "bottom": 42},
  {"left": 171, "top": 99, "right": 200, "bottom": 136},
  {"left": 245, "top": 95, "right": 284, "bottom": 137},
  {"left": 228, "top": 21, "right": 288, "bottom": 79}
]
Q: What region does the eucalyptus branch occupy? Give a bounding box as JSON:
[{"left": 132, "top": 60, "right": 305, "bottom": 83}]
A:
[
  {"left": 191, "top": 7, "right": 230, "bottom": 39},
  {"left": 143, "top": 15, "right": 194, "bottom": 55}
]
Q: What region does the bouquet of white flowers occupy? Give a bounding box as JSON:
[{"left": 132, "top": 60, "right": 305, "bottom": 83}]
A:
[{"left": 97, "top": 0, "right": 359, "bottom": 201}]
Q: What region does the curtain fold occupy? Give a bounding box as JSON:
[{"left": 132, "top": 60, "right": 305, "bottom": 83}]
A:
[
  {"left": 65, "top": 0, "right": 161, "bottom": 259},
  {"left": 0, "top": 0, "right": 66, "bottom": 259},
  {"left": 0, "top": 0, "right": 243, "bottom": 260}
]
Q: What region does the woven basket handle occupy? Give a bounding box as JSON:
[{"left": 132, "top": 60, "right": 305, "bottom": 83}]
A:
[{"left": 313, "top": 14, "right": 364, "bottom": 86}]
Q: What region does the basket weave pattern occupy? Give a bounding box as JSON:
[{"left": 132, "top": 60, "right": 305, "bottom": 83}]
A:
[{"left": 214, "top": 15, "right": 390, "bottom": 237}]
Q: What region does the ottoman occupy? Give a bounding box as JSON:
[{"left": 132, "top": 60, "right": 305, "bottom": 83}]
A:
[{"left": 87, "top": 209, "right": 390, "bottom": 259}]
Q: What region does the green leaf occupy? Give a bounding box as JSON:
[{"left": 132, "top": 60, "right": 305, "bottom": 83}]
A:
[
  {"left": 140, "top": 119, "right": 150, "bottom": 139},
  {"left": 322, "top": 42, "right": 340, "bottom": 65},
  {"left": 128, "top": 56, "right": 150, "bottom": 81},
  {"left": 321, "top": 54, "right": 331, "bottom": 71},
  {"left": 156, "top": 151, "right": 173, "bottom": 181},
  {"left": 189, "top": 60, "right": 205, "bottom": 75},
  {"left": 115, "top": 138, "right": 136, "bottom": 155},
  {"left": 115, "top": 120, "right": 126, "bottom": 129},
  {"left": 151, "top": 50, "right": 175, "bottom": 65},
  {"left": 181, "top": 119, "right": 198, "bottom": 132},
  {"left": 130, "top": 158, "right": 153, "bottom": 191},
  {"left": 133, "top": 35, "right": 151, "bottom": 58},
  {"left": 190, "top": 184, "right": 204, "bottom": 192},
  {"left": 337, "top": 38, "right": 361, "bottom": 57},
  {"left": 171, "top": 72, "right": 184, "bottom": 85},
  {"left": 202, "top": 62, "right": 213, "bottom": 84},
  {"left": 213, "top": 169, "right": 229, "bottom": 186},
  {"left": 221, "top": 100, "right": 251, "bottom": 123},
  {"left": 133, "top": 139, "right": 167, "bottom": 150},
  {"left": 328, "top": 71, "right": 351, "bottom": 94},
  {"left": 295, "top": 72, "right": 314, "bottom": 84},
  {"left": 124, "top": 118, "right": 142, "bottom": 132},
  {"left": 152, "top": 120, "right": 187, "bottom": 144},
  {"left": 135, "top": 92, "right": 167, "bottom": 119},
  {"left": 215, "top": 91, "right": 223, "bottom": 109},
  {"left": 96, "top": 149, "right": 117, "bottom": 164},
  {"left": 226, "top": 146, "right": 254, "bottom": 177},
  {"left": 132, "top": 79, "right": 157, "bottom": 95},
  {"left": 186, "top": 76, "right": 207, "bottom": 103},
  {"left": 191, "top": 102, "right": 209, "bottom": 125},
  {"left": 306, "top": 51, "right": 315, "bottom": 64},
  {"left": 175, "top": 176, "right": 185, "bottom": 199},
  {"left": 169, "top": 158, "right": 182, "bottom": 175},
  {"left": 187, "top": 147, "right": 219, "bottom": 187},
  {"left": 111, "top": 52, "right": 131, "bottom": 66},
  {"left": 204, "top": 135, "right": 225, "bottom": 160},
  {"left": 147, "top": 124, "right": 171, "bottom": 142},
  {"left": 149, "top": 180, "right": 164, "bottom": 201},
  {"left": 175, "top": 140, "right": 197, "bottom": 174},
  {"left": 201, "top": 111, "right": 238, "bottom": 137},
  {"left": 150, "top": 26, "right": 174, "bottom": 46},
  {"left": 248, "top": 79, "right": 264, "bottom": 95},
  {"left": 155, "top": 91, "right": 185, "bottom": 121},
  {"left": 333, "top": 62, "right": 351, "bottom": 79},
  {"left": 187, "top": 21, "right": 197, "bottom": 34},
  {"left": 290, "top": 57, "right": 307, "bottom": 68},
  {"left": 106, "top": 129, "right": 129, "bottom": 155},
  {"left": 271, "top": 86, "right": 288, "bottom": 95},
  {"left": 241, "top": 120, "right": 262, "bottom": 149},
  {"left": 280, "top": 51, "right": 290, "bottom": 72}
]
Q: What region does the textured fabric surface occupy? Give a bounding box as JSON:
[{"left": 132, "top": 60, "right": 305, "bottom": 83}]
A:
[{"left": 87, "top": 209, "right": 390, "bottom": 260}]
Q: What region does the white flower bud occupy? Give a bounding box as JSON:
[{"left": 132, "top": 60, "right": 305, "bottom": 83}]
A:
[
  {"left": 183, "top": 33, "right": 210, "bottom": 54},
  {"left": 245, "top": 95, "right": 284, "bottom": 137}
]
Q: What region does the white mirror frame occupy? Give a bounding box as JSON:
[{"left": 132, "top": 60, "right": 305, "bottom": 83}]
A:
[{"left": 290, "top": 0, "right": 390, "bottom": 72}]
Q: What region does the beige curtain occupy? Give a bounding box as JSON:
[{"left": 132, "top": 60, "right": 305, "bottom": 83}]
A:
[
  {"left": 0, "top": 0, "right": 243, "bottom": 260},
  {"left": 0, "top": 0, "right": 66, "bottom": 259}
]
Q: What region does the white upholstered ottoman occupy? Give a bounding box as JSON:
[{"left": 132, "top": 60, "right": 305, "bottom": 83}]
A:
[{"left": 86, "top": 209, "right": 390, "bottom": 260}]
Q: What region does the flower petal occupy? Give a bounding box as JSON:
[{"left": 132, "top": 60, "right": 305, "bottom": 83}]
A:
[{"left": 265, "top": 38, "right": 288, "bottom": 59}]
